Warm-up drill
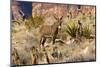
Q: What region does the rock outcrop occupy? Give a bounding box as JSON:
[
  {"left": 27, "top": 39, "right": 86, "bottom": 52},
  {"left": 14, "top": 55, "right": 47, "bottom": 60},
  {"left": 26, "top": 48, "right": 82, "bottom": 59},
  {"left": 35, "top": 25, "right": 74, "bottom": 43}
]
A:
[
  {"left": 32, "top": 3, "right": 95, "bottom": 19},
  {"left": 11, "top": 0, "right": 24, "bottom": 21}
]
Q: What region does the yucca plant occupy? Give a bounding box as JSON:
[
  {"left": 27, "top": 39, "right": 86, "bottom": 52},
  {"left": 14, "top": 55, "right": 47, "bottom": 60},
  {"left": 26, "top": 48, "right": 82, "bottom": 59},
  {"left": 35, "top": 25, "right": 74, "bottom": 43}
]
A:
[
  {"left": 66, "top": 22, "right": 78, "bottom": 38},
  {"left": 82, "top": 24, "right": 92, "bottom": 39}
]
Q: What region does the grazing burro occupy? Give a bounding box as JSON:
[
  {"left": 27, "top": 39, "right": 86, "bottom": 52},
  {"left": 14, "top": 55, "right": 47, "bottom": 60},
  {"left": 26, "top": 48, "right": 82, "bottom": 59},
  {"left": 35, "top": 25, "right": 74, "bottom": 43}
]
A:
[{"left": 39, "top": 15, "right": 63, "bottom": 48}]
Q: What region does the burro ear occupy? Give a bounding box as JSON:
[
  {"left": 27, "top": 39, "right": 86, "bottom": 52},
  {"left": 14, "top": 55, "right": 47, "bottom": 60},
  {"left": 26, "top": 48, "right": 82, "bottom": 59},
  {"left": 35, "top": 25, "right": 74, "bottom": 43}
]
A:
[
  {"left": 60, "top": 16, "right": 63, "bottom": 20},
  {"left": 53, "top": 14, "right": 59, "bottom": 20}
]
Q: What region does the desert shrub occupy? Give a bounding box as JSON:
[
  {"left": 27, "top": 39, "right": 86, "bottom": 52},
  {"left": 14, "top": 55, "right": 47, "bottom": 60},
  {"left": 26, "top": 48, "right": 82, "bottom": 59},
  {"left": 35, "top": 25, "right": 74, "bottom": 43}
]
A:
[
  {"left": 25, "top": 16, "right": 34, "bottom": 31},
  {"left": 65, "top": 22, "right": 92, "bottom": 39},
  {"left": 82, "top": 24, "right": 92, "bottom": 39},
  {"left": 33, "top": 16, "right": 44, "bottom": 28},
  {"left": 25, "top": 16, "right": 44, "bottom": 31},
  {"left": 65, "top": 22, "right": 78, "bottom": 38}
]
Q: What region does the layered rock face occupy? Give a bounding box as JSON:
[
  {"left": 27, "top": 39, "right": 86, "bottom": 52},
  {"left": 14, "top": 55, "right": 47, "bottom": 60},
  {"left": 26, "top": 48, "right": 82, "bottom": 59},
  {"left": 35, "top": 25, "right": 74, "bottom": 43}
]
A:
[
  {"left": 81, "top": 6, "right": 96, "bottom": 15},
  {"left": 12, "top": 1, "right": 95, "bottom": 21},
  {"left": 32, "top": 3, "right": 95, "bottom": 18},
  {"left": 32, "top": 3, "right": 69, "bottom": 18},
  {"left": 11, "top": 0, "right": 24, "bottom": 21}
]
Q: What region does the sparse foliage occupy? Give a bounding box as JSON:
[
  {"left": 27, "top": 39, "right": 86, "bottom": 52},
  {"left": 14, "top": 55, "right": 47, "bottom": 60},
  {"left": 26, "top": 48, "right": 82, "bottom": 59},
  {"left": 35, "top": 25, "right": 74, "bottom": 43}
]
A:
[
  {"left": 65, "top": 22, "right": 92, "bottom": 39},
  {"left": 82, "top": 24, "right": 92, "bottom": 39},
  {"left": 25, "top": 16, "right": 44, "bottom": 31},
  {"left": 12, "top": 4, "right": 95, "bottom": 65},
  {"left": 66, "top": 22, "right": 78, "bottom": 38}
]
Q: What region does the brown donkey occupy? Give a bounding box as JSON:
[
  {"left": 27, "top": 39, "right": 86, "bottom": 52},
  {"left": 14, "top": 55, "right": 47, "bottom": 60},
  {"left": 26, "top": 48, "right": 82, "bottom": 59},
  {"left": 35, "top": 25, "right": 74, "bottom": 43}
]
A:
[{"left": 40, "top": 16, "right": 63, "bottom": 47}]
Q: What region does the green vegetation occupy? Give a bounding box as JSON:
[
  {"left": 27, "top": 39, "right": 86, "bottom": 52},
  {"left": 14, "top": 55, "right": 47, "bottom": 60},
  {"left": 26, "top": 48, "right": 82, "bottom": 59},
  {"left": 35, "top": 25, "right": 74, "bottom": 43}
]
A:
[
  {"left": 25, "top": 16, "right": 44, "bottom": 31},
  {"left": 66, "top": 22, "right": 78, "bottom": 38},
  {"left": 82, "top": 24, "right": 92, "bottom": 39},
  {"left": 12, "top": 5, "right": 96, "bottom": 65},
  {"left": 65, "top": 22, "right": 92, "bottom": 39},
  {"left": 33, "top": 16, "right": 44, "bottom": 28}
]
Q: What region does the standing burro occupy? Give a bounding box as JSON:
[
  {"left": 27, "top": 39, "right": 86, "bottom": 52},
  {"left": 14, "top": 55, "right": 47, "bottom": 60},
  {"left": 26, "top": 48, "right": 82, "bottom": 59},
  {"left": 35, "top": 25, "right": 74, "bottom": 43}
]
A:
[{"left": 39, "top": 15, "right": 63, "bottom": 48}]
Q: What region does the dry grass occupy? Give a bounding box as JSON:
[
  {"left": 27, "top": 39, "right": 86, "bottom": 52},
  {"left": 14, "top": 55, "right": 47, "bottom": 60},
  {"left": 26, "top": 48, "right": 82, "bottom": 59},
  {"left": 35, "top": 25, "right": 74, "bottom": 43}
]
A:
[{"left": 12, "top": 10, "right": 96, "bottom": 65}]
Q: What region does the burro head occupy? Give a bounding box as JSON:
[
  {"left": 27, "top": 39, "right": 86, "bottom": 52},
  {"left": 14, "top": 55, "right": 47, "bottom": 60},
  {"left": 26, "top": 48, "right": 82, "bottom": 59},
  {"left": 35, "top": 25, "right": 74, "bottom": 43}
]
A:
[{"left": 53, "top": 15, "right": 63, "bottom": 29}]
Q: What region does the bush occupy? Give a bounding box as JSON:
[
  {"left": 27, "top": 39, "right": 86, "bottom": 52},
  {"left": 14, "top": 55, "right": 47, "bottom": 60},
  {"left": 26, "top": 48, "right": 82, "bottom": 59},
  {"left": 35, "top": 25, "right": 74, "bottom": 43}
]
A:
[
  {"left": 65, "top": 22, "right": 92, "bottom": 39},
  {"left": 25, "top": 16, "right": 34, "bottom": 31},
  {"left": 33, "top": 16, "right": 44, "bottom": 28},
  {"left": 25, "top": 16, "right": 44, "bottom": 31},
  {"left": 66, "top": 22, "right": 78, "bottom": 38},
  {"left": 82, "top": 24, "right": 92, "bottom": 39}
]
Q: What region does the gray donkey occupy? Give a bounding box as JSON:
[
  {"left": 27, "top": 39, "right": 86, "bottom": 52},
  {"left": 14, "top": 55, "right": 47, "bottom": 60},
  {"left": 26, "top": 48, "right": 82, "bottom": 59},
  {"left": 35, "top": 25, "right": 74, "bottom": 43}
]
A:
[{"left": 40, "top": 16, "right": 63, "bottom": 47}]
